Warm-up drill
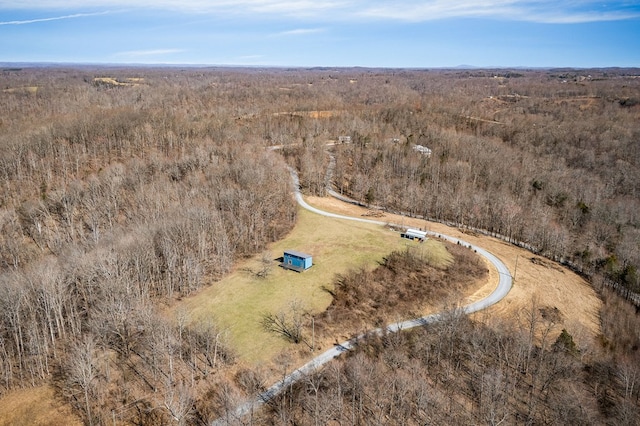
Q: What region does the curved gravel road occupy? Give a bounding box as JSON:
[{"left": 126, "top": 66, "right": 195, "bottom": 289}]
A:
[{"left": 213, "top": 167, "right": 513, "bottom": 425}]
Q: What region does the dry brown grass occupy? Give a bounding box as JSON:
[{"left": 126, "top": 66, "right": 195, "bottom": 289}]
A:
[
  {"left": 272, "top": 110, "right": 343, "bottom": 119},
  {"left": 316, "top": 242, "right": 488, "bottom": 338},
  {"left": 306, "top": 196, "right": 603, "bottom": 347},
  {"left": 2, "top": 86, "right": 38, "bottom": 94},
  {"left": 0, "top": 386, "right": 81, "bottom": 426},
  {"left": 93, "top": 77, "right": 144, "bottom": 87}
]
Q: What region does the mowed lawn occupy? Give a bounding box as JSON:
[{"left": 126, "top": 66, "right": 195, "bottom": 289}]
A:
[{"left": 176, "top": 205, "right": 432, "bottom": 365}]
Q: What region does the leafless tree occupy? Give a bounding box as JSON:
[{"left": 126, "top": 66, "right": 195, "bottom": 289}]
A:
[
  {"left": 62, "top": 334, "right": 101, "bottom": 426},
  {"left": 261, "top": 300, "right": 309, "bottom": 345}
]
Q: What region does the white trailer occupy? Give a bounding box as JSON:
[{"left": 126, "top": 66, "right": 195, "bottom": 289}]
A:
[{"left": 401, "top": 228, "right": 428, "bottom": 242}]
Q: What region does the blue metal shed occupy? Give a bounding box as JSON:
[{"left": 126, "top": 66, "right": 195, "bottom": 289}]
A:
[{"left": 283, "top": 250, "right": 313, "bottom": 272}]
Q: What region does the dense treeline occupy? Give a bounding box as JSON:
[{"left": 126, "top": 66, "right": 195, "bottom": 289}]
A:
[
  {"left": 261, "top": 245, "right": 640, "bottom": 425},
  {"left": 321, "top": 71, "right": 640, "bottom": 296},
  {"left": 263, "top": 298, "right": 640, "bottom": 425},
  {"left": 0, "top": 67, "right": 298, "bottom": 424},
  {"left": 0, "top": 66, "right": 639, "bottom": 424}
]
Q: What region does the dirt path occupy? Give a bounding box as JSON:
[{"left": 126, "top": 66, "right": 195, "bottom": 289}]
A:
[
  {"left": 213, "top": 184, "right": 515, "bottom": 424},
  {"left": 215, "top": 179, "right": 602, "bottom": 424},
  {"left": 306, "top": 196, "right": 602, "bottom": 347}
]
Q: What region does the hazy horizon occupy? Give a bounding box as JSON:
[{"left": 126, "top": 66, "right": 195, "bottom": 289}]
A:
[{"left": 1, "top": 1, "right": 639, "bottom": 68}]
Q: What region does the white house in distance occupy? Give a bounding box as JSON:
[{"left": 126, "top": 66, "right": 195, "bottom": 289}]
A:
[{"left": 412, "top": 144, "right": 432, "bottom": 157}]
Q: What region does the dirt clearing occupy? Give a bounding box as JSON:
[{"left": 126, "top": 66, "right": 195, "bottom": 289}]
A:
[
  {"left": 306, "top": 196, "right": 603, "bottom": 347},
  {"left": 0, "top": 386, "right": 81, "bottom": 426}
]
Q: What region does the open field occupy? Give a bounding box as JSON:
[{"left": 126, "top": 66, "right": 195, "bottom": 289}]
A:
[
  {"left": 92, "top": 77, "right": 144, "bottom": 86},
  {"left": 272, "top": 110, "right": 344, "bottom": 119},
  {"left": 2, "top": 86, "right": 38, "bottom": 94},
  {"left": 175, "top": 205, "right": 456, "bottom": 365}
]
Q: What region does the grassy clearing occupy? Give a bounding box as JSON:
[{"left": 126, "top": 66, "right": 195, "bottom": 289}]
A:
[
  {"left": 3, "top": 86, "right": 38, "bottom": 94},
  {"left": 176, "top": 206, "right": 438, "bottom": 365},
  {"left": 272, "top": 110, "right": 343, "bottom": 119},
  {"left": 93, "top": 77, "right": 143, "bottom": 87}
]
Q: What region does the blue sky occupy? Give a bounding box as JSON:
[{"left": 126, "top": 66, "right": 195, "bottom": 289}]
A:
[{"left": 1, "top": 1, "right": 639, "bottom": 67}]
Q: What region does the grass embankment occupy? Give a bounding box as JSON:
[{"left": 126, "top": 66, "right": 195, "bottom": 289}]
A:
[{"left": 177, "top": 206, "right": 446, "bottom": 365}]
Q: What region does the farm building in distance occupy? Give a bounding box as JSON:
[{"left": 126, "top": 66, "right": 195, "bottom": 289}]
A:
[
  {"left": 401, "top": 228, "right": 428, "bottom": 242},
  {"left": 412, "top": 144, "right": 432, "bottom": 157},
  {"left": 282, "top": 250, "right": 313, "bottom": 272}
]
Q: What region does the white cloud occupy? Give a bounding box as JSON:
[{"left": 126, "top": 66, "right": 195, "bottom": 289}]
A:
[
  {"left": 0, "top": 1, "right": 347, "bottom": 16},
  {"left": 526, "top": 10, "right": 640, "bottom": 24},
  {"left": 274, "top": 28, "right": 324, "bottom": 36},
  {"left": 360, "top": 1, "right": 518, "bottom": 21},
  {"left": 1, "top": 1, "right": 639, "bottom": 23},
  {"left": 358, "top": 1, "right": 640, "bottom": 24},
  {"left": 0, "top": 11, "right": 110, "bottom": 25}
]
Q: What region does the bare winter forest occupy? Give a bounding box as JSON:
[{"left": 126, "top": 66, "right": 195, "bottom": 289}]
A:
[{"left": 0, "top": 66, "right": 639, "bottom": 424}]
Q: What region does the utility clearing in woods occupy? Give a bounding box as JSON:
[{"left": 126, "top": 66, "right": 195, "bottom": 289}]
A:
[{"left": 176, "top": 205, "right": 459, "bottom": 365}]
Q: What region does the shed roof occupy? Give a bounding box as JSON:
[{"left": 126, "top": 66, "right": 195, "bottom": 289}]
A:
[
  {"left": 406, "top": 228, "right": 427, "bottom": 237},
  {"left": 284, "top": 250, "right": 312, "bottom": 259}
]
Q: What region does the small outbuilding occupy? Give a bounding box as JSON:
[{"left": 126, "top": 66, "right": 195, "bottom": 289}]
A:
[
  {"left": 282, "top": 250, "right": 313, "bottom": 272},
  {"left": 412, "top": 144, "right": 432, "bottom": 157},
  {"left": 401, "top": 228, "right": 428, "bottom": 242}
]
